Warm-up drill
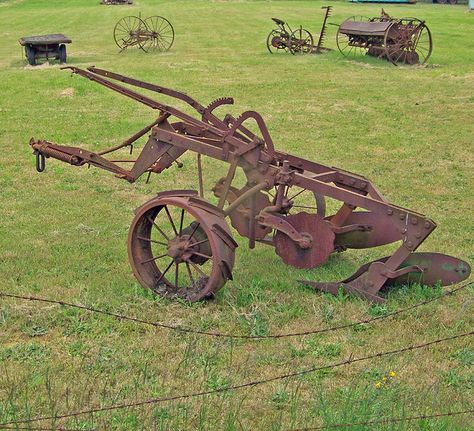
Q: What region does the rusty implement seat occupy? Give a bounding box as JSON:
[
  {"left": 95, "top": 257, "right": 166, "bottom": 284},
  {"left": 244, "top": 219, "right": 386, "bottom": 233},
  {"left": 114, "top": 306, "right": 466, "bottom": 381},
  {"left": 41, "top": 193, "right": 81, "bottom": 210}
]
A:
[{"left": 339, "top": 21, "right": 392, "bottom": 37}]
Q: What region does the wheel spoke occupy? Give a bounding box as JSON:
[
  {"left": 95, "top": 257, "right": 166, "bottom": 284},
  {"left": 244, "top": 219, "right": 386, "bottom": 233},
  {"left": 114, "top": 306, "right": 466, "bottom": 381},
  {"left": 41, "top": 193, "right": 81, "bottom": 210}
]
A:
[
  {"left": 190, "top": 250, "right": 212, "bottom": 260},
  {"left": 187, "top": 222, "right": 201, "bottom": 242},
  {"left": 164, "top": 206, "right": 178, "bottom": 235},
  {"left": 288, "top": 188, "right": 306, "bottom": 201},
  {"left": 179, "top": 209, "right": 185, "bottom": 235},
  {"left": 175, "top": 262, "right": 179, "bottom": 288},
  {"left": 141, "top": 253, "right": 168, "bottom": 265},
  {"left": 185, "top": 262, "right": 195, "bottom": 285},
  {"left": 146, "top": 215, "right": 169, "bottom": 241},
  {"left": 137, "top": 235, "right": 167, "bottom": 246},
  {"left": 187, "top": 260, "right": 208, "bottom": 278},
  {"left": 156, "top": 259, "right": 174, "bottom": 285},
  {"left": 188, "top": 238, "right": 209, "bottom": 248}
]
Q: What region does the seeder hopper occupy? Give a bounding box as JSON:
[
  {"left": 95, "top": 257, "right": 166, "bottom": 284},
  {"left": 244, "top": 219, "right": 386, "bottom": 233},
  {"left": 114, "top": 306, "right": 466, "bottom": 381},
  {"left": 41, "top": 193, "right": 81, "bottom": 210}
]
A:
[{"left": 30, "top": 67, "right": 470, "bottom": 303}]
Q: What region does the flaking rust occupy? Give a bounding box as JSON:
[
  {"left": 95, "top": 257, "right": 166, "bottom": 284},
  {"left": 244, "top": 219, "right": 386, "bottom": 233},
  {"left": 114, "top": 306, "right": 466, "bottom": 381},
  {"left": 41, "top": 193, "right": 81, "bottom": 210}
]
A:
[{"left": 30, "top": 67, "right": 470, "bottom": 303}]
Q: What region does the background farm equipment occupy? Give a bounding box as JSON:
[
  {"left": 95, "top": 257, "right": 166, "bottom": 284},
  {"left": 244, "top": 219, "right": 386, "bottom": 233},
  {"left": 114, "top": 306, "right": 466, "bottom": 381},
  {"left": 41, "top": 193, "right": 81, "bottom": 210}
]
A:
[
  {"left": 114, "top": 15, "right": 174, "bottom": 52},
  {"left": 19, "top": 34, "right": 71, "bottom": 66},
  {"left": 101, "top": 0, "right": 133, "bottom": 4},
  {"left": 336, "top": 10, "right": 432, "bottom": 65},
  {"left": 267, "top": 6, "right": 332, "bottom": 55},
  {"left": 30, "top": 67, "right": 470, "bottom": 304}
]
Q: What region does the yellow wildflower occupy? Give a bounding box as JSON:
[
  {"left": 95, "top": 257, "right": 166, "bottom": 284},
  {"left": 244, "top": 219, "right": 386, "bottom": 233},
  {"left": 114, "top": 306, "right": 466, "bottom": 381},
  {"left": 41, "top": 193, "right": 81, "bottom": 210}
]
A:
[
  {"left": 375, "top": 382, "right": 382, "bottom": 389},
  {"left": 389, "top": 371, "right": 396, "bottom": 378}
]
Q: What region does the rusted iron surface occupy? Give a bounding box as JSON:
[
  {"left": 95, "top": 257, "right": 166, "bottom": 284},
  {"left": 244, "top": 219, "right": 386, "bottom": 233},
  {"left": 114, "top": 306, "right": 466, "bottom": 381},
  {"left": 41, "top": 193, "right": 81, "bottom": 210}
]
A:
[
  {"left": 336, "top": 10, "right": 432, "bottom": 65},
  {"left": 267, "top": 6, "right": 332, "bottom": 55},
  {"left": 29, "top": 67, "right": 470, "bottom": 303},
  {"left": 114, "top": 15, "right": 174, "bottom": 52}
]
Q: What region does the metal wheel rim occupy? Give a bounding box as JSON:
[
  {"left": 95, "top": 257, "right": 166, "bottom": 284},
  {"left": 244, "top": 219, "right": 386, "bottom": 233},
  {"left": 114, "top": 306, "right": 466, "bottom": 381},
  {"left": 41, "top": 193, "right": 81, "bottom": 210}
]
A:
[
  {"left": 266, "top": 29, "right": 290, "bottom": 53},
  {"left": 336, "top": 16, "right": 371, "bottom": 59},
  {"left": 113, "top": 16, "right": 148, "bottom": 51},
  {"left": 128, "top": 197, "right": 231, "bottom": 301},
  {"left": 289, "top": 28, "right": 314, "bottom": 55},
  {"left": 142, "top": 16, "right": 175, "bottom": 52},
  {"left": 384, "top": 18, "right": 432, "bottom": 65}
]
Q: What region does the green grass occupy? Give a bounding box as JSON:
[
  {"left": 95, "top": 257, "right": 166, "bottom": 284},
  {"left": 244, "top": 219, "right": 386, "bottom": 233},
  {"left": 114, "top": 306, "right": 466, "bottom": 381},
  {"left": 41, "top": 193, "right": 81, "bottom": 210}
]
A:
[{"left": 0, "top": 0, "right": 473, "bottom": 430}]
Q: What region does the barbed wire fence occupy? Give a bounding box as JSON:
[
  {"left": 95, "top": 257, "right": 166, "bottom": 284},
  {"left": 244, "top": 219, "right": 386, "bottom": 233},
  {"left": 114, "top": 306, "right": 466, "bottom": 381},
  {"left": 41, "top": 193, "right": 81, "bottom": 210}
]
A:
[
  {"left": 0, "top": 329, "right": 471, "bottom": 427},
  {"left": 281, "top": 408, "right": 474, "bottom": 430},
  {"left": 0, "top": 281, "right": 472, "bottom": 340}
]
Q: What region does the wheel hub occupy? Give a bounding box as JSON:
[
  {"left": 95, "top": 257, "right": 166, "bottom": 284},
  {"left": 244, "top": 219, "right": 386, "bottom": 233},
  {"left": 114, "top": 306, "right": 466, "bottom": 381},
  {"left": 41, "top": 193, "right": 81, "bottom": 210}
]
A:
[{"left": 167, "top": 234, "right": 195, "bottom": 263}]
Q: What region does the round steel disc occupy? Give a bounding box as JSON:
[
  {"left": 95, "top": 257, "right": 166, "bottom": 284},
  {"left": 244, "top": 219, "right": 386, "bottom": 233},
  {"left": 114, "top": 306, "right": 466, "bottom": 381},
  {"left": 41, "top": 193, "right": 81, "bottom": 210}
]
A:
[{"left": 274, "top": 212, "right": 335, "bottom": 269}]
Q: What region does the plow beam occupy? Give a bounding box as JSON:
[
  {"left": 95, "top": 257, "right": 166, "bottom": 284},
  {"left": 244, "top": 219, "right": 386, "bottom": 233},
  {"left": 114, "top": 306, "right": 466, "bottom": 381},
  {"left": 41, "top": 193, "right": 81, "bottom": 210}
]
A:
[{"left": 30, "top": 139, "right": 132, "bottom": 180}]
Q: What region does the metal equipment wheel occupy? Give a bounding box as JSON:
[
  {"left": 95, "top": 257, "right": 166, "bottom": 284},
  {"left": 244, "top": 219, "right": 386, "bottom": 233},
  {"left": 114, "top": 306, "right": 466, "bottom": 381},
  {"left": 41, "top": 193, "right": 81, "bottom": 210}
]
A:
[
  {"left": 25, "top": 45, "right": 36, "bottom": 65},
  {"left": 58, "top": 44, "right": 67, "bottom": 63},
  {"left": 289, "top": 28, "right": 314, "bottom": 54},
  {"left": 113, "top": 16, "right": 148, "bottom": 51},
  {"left": 384, "top": 18, "right": 432, "bottom": 65},
  {"left": 142, "top": 16, "right": 175, "bottom": 52},
  {"left": 336, "top": 16, "right": 371, "bottom": 59},
  {"left": 128, "top": 194, "right": 236, "bottom": 301},
  {"left": 266, "top": 29, "right": 290, "bottom": 53},
  {"left": 276, "top": 184, "right": 326, "bottom": 218}
]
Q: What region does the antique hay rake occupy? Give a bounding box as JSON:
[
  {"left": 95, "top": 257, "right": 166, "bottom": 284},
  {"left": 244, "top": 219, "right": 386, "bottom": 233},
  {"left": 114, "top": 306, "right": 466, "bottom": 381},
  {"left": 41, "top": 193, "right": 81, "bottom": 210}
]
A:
[
  {"left": 114, "top": 15, "right": 174, "bottom": 52},
  {"left": 30, "top": 67, "right": 470, "bottom": 303}
]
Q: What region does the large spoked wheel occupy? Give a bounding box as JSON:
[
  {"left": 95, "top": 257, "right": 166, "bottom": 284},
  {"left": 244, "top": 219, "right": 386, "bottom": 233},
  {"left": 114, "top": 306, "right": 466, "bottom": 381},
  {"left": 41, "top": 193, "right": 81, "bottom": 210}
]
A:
[
  {"left": 128, "top": 195, "right": 236, "bottom": 301},
  {"left": 336, "top": 16, "right": 372, "bottom": 59},
  {"left": 384, "top": 18, "right": 432, "bottom": 66},
  {"left": 289, "top": 28, "right": 314, "bottom": 55},
  {"left": 277, "top": 184, "right": 326, "bottom": 218},
  {"left": 114, "top": 16, "right": 148, "bottom": 51},
  {"left": 142, "top": 16, "right": 175, "bottom": 52},
  {"left": 266, "top": 29, "right": 290, "bottom": 54}
]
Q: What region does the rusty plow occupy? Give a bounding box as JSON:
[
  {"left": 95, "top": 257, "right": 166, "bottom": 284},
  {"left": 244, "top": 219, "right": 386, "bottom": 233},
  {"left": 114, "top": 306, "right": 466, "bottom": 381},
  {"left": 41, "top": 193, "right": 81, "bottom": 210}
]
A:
[{"left": 30, "top": 67, "right": 471, "bottom": 303}]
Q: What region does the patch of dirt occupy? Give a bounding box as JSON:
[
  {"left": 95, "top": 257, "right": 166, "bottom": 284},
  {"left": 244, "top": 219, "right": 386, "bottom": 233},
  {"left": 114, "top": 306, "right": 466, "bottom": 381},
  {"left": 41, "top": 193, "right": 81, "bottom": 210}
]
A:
[
  {"left": 59, "top": 88, "right": 74, "bottom": 98},
  {"left": 23, "top": 61, "right": 53, "bottom": 70}
]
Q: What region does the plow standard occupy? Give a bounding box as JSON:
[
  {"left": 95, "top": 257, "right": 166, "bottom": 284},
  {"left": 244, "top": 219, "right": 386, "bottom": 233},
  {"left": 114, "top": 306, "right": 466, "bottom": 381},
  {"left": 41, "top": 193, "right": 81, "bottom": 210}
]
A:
[{"left": 30, "top": 67, "right": 470, "bottom": 303}]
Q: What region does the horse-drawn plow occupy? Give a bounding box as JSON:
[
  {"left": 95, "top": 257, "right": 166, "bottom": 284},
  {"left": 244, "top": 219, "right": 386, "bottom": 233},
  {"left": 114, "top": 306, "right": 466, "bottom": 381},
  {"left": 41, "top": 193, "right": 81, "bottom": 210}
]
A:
[{"left": 30, "top": 67, "right": 470, "bottom": 303}]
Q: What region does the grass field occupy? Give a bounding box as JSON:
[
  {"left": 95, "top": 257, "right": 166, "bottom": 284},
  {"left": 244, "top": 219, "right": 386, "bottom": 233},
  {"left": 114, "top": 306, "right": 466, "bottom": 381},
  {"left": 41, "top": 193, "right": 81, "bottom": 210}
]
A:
[{"left": 0, "top": 0, "right": 473, "bottom": 430}]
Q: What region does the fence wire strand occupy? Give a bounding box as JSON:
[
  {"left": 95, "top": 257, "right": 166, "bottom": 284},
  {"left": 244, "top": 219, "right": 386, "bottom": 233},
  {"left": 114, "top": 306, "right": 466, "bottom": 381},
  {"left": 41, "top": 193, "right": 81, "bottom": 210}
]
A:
[
  {"left": 0, "top": 330, "right": 471, "bottom": 426},
  {"left": 282, "top": 408, "right": 474, "bottom": 430},
  {"left": 0, "top": 281, "right": 471, "bottom": 340}
]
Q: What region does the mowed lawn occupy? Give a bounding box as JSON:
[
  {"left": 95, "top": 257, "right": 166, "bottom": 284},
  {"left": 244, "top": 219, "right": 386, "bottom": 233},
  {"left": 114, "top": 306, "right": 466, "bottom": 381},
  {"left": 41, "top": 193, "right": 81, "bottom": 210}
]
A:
[{"left": 0, "top": 0, "right": 473, "bottom": 429}]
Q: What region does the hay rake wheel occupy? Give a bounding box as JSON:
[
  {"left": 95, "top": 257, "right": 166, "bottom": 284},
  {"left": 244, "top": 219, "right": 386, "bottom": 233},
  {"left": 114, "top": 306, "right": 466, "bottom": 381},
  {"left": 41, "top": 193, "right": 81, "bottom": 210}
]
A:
[
  {"left": 142, "top": 16, "right": 175, "bottom": 52},
  {"left": 114, "top": 16, "right": 148, "bottom": 52},
  {"left": 384, "top": 18, "right": 432, "bottom": 66}
]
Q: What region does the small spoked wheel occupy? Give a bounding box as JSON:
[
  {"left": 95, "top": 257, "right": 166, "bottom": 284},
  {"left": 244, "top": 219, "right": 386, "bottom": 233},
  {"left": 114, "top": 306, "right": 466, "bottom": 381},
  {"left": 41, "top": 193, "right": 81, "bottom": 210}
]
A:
[
  {"left": 266, "top": 29, "right": 290, "bottom": 54},
  {"left": 289, "top": 28, "right": 314, "bottom": 55},
  {"left": 143, "top": 16, "right": 175, "bottom": 52},
  {"left": 114, "top": 16, "right": 148, "bottom": 51},
  {"left": 128, "top": 195, "right": 235, "bottom": 301}
]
